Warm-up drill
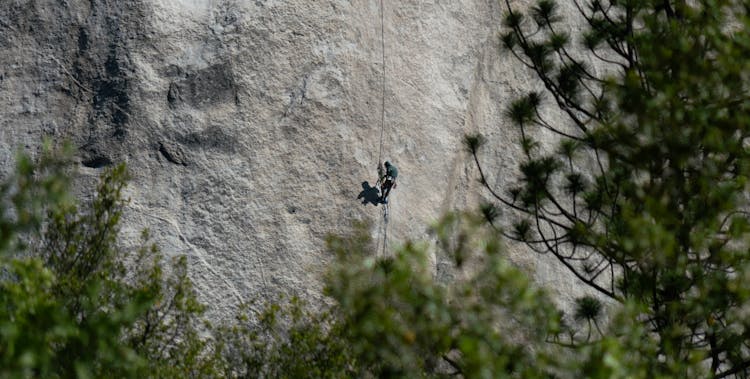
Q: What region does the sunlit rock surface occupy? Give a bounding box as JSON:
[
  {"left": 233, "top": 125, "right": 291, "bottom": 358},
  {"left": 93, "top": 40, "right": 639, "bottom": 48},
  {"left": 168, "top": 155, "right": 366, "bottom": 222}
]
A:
[{"left": 0, "top": 0, "right": 598, "bottom": 318}]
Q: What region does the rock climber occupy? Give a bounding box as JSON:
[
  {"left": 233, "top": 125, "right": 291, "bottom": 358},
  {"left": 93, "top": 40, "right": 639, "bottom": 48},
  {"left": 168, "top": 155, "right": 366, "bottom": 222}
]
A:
[{"left": 377, "top": 161, "right": 398, "bottom": 204}]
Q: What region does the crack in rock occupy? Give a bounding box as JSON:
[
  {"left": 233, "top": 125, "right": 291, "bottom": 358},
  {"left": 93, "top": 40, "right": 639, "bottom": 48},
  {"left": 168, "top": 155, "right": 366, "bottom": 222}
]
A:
[{"left": 159, "top": 141, "right": 188, "bottom": 166}]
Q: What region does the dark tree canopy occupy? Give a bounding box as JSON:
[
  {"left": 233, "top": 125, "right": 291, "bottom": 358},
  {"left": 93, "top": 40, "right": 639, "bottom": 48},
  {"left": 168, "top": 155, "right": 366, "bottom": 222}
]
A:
[{"left": 468, "top": 0, "right": 750, "bottom": 376}]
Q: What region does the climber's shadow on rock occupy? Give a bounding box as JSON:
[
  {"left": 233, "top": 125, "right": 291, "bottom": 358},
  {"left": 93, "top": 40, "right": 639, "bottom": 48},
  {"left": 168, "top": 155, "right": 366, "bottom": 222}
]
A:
[{"left": 357, "top": 181, "right": 381, "bottom": 206}]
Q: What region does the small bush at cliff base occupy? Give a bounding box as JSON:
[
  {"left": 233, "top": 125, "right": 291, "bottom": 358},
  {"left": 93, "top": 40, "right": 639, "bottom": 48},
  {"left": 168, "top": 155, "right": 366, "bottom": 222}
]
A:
[{"left": 0, "top": 148, "right": 215, "bottom": 378}]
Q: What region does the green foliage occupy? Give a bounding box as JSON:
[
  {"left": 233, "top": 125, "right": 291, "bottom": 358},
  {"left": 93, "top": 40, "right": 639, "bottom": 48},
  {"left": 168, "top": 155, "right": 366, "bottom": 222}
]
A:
[
  {"left": 463, "top": 133, "right": 486, "bottom": 155},
  {"left": 574, "top": 296, "right": 602, "bottom": 324},
  {"left": 3, "top": 146, "right": 562, "bottom": 379},
  {"left": 0, "top": 146, "right": 78, "bottom": 378},
  {"left": 0, "top": 148, "right": 214, "bottom": 378},
  {"left": 466, "top": 0, "right": 750, "bottom": 376},
  {"left": 324, "top": 217, "right": 563, "bottom": 378},
  {"left": 217, "top": 297, "right": 354, "bottom": 379}
]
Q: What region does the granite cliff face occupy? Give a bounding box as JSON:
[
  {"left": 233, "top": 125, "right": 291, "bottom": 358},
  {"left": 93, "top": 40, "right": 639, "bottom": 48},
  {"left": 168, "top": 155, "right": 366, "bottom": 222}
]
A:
[{"left": 0, "top": 0, "right": 594, "bottom": 317}]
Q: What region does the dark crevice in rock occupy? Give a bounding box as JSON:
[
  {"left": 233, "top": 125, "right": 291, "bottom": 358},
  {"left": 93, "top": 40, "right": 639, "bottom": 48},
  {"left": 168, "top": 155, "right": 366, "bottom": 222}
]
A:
[
  {"left": 73, "top": 4, "right": 138, "bottom": 143},
  {"left": 80, "top": 143, "right": 114, "bottom": 168},
  {"left": 159, "top": 141, "right": 188, "bottom": 166},
  {"left": 93, "top": 43, "right": 130, "bottom": 136},
  {"left": 167, "top": 82, "right": 181, "bottom": 106},
  {"left": 77, "top": 27, "right": 89, "bottom": 52},
  {"left": 113, "top": 126, "right": 126, "bottom": 139},
  {"left": 178, "top": 125, "right": 237, "bottom": 154},
  {"left": 81, "top": 155, "right": 112, "bottom": 168},
  {"left": 166, "top": 63, "right": 236, "bottom": 108}
]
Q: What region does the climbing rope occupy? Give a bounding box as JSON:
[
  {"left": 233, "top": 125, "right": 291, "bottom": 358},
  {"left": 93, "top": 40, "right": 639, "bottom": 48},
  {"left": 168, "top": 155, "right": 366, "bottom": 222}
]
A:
[
  {"left": 374, "top": 203, "right": 389, "bottom": 258},
  {"left": 374, "top": 0, "right": 390, "bottom": 258},
  {"left": 376, "top": 0, "right": 387, "bottom": 167},
  {"left": 381, "top": 204, "right": 389, "bottom": 256}
]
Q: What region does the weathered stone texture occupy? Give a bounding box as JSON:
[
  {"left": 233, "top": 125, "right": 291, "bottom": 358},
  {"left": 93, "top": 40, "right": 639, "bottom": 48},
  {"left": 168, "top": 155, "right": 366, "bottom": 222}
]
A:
[{"left": 0, "top": 0, "right": 596, "bottom": 317}]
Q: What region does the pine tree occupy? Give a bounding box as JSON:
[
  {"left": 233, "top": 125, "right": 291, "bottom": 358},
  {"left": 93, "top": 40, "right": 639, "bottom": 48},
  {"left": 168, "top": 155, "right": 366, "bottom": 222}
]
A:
[{"left": 466, "top": 0, "right": 750, "bottom": 376}]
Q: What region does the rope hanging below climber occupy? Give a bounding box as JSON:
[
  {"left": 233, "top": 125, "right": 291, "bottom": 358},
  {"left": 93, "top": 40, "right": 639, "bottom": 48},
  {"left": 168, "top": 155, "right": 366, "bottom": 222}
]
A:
[{"left": 372, "top": 0, "right": 396, "bottom": 258}]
